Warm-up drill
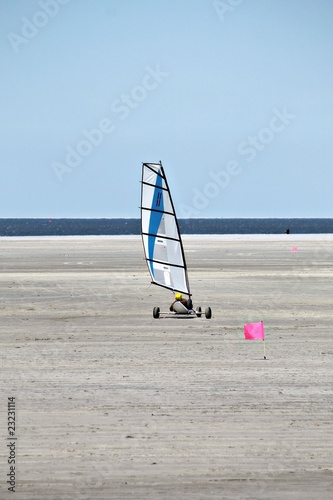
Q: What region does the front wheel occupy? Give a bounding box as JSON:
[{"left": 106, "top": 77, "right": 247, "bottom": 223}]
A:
[
  {"left": 205, "top": 307, "right": 212, "bottom": 319},
  {"left": 153, "top": 306, "right": 160, "bottom": 319}
]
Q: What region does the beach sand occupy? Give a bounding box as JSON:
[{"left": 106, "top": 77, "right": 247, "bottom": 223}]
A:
[{"left": 1, "top": 235, "right": 332, "bottom": 499}]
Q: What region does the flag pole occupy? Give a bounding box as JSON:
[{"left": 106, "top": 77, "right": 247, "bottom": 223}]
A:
[{"left": 262, "top": 321, "right": 266, "bottom": 359}]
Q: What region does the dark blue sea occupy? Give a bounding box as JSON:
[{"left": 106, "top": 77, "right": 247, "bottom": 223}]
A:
[{"left": 0, "top": 219, "right": 332, "bottom": 236}]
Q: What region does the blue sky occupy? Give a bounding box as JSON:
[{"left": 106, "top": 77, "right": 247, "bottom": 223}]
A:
[{"left": 1, "top": 0, "right": 333, "bottom": 218}]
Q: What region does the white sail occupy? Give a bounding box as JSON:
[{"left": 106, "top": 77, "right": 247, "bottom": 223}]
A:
[{"left": 140, "top": 162, "right": 190, "bottom": 295}]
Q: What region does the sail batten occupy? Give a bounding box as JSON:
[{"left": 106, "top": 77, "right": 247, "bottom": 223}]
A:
[
  {"left": 140, "top": 162, "right": 190, "bottom": 295},
  {"left": 141, "top": 181, "right": 169, "bottom": 191},
  {"left": 141, "top": 207, "right": 175, "bottom": 217},
  {"left": 146, "top": 257, "right": 186, "bottom": 268},
  {"left": 142, "top": 232, "right": 181, "bottom": 243}
]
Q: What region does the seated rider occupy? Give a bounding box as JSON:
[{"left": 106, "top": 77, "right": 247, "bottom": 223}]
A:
[{"left": 170, "top": 292, "right": 193, "bottom": 311}]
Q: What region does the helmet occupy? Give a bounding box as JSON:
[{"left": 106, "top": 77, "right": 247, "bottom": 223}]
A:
[{"left": 175, "top": 292, "right": 182, "bottom": 300}]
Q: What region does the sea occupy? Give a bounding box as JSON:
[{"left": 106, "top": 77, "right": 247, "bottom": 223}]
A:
[{"left": 0, "top": 219, "right": 332, "bottom": 237}]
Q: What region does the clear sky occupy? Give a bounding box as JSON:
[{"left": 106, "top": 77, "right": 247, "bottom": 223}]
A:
[{"left": 1, "top": 0, "right": 333, "bottom": 218}]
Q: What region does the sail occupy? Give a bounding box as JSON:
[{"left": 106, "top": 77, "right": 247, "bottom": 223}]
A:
[{"left": 140, "top": 162, "right": 190, "bottom": 295}]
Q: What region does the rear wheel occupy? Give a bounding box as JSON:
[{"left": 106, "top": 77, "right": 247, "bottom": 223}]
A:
[
  {"left": 195, "top": 306, "right": 202, "bottom": 318},
  {"left": 205, "top": 307, "right": 212, "bottom": 319},
  {"left": 153, "top": 306, "right": 160, "bottom": 319}
]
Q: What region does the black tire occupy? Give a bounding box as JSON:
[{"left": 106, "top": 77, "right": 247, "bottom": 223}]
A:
[
  {"left": 205, "top": 307, "right": 212, "bottom": 319},
  {"left": 153, "top": 306, "right": 160, "bottom": 319},
  {"left": 195, "top": 306, "right": 202, "bottom": 318}
]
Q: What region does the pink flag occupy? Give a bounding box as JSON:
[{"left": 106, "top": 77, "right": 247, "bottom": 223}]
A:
[
  {"left": 291, "top": 246, "right": 298, "bottom": 252},
  {"left": 244, "top": 321, "right": 265, "bottom": 340}
]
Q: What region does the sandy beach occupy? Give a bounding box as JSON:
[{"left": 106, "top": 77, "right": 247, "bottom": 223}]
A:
[{"left": 1, "top": 235, "right": 332, "bottom": 499}]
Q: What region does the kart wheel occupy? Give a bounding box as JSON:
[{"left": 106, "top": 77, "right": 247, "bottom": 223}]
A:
[
  {"left": 195, "top": 306, "right": 202, "bottom": 318},
  {"left": 153, "top": 306, "right": 160, "bottom": 319},
  {"left": 205, "top": 307, "right": 212, "bottom": 319}
]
